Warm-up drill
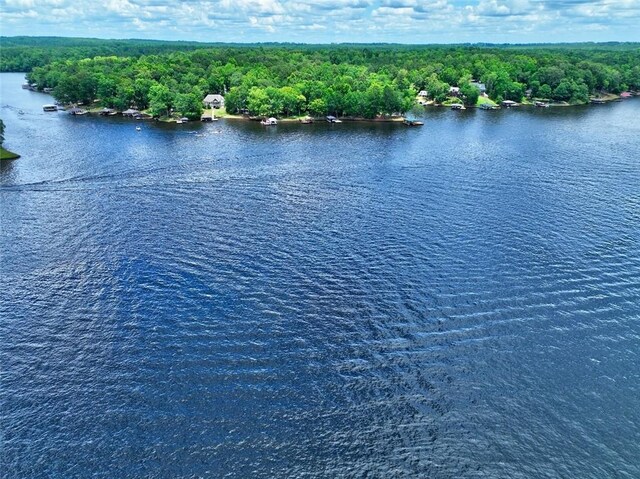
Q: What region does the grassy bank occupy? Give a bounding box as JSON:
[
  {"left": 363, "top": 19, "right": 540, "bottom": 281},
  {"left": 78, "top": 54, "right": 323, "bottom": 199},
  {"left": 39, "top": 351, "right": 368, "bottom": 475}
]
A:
[
  {"left": 1, "top": 146, "right": 20, "bottom": 160},
  {"left": 476, "top": 96, "right": 499, "bottom": 107}
]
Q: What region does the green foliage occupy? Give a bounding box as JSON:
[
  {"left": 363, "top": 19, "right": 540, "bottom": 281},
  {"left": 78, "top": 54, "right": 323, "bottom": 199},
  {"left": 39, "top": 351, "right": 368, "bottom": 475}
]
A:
[
  {"left": 12, "top": 39, "right": 639, "bottom": 118},
  {"left": 538, "top": 84, "right": 553, "bottom": 99},
  {"left": 460, "top": 82, "right": 479, "bottom": 107},
  {"left": 424, "top": 74, "right": 449, "bottom": 103},
  {"left": 308, "top": 98, "right": 327, "bottom": 116},
  {"left": 148, "top": 83, "right": 173, "bottom": 117},
  {"left": 553, "top": 80, "right": 590, "bottom": 104},
  {"left": 175, "top": 90, "right": 204, "bottom": 119}
]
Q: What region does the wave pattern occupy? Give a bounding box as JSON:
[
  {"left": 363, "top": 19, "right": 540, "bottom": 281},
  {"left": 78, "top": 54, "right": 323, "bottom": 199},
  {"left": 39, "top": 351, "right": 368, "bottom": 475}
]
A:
[{"left": 2, "top": 74, "right": 640, "bottom": 478}]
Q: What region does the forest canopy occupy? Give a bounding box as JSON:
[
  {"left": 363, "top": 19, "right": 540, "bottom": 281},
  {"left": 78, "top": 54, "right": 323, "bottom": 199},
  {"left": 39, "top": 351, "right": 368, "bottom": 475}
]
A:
[{"left": 6, "top": 38, "right": 639, "bottom": 119}]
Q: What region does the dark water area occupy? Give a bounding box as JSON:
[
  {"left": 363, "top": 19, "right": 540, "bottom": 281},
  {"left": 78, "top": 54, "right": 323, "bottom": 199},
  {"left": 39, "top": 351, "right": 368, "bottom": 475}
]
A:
[{"left": 2, "top": 71, "right": 639, "bottom": 478}]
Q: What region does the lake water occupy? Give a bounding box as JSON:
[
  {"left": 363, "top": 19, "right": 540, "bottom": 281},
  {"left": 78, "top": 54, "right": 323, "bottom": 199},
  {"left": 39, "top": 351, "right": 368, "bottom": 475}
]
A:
[{"left": 1, "top": 71, "right": 639, "bottom": 478}]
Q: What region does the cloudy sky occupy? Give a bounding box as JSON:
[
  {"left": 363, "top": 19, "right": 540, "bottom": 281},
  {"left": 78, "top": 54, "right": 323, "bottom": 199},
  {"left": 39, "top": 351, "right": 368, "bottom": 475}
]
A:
[{"left": 1, "top": 0, "right": 639, "bottom": 43}]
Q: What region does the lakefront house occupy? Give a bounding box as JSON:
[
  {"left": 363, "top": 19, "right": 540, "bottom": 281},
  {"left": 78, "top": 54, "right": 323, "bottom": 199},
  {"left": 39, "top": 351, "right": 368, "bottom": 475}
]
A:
[{"left": 203, "top": 94, "right": 225, "bottom": 109}]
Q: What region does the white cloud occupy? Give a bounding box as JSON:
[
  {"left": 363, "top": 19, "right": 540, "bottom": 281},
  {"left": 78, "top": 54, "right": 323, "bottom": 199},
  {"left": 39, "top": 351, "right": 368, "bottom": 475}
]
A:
[{"left": 0, "top": 0, "right": 638, "bottom": 42}]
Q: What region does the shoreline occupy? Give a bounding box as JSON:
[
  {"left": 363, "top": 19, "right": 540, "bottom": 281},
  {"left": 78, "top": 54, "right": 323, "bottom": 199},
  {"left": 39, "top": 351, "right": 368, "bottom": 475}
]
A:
[
  {"left": 1, "top": 146, "right": 20, "bottom": 160},
  {"left": 48, "top": 91, "right": 638, "bottom": 125}
]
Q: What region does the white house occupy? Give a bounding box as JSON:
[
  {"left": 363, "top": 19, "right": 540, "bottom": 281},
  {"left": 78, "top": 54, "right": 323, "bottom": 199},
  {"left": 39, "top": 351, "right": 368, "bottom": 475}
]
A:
[{"left": 203, "top": 94, "right": 225, "bottom": 109}]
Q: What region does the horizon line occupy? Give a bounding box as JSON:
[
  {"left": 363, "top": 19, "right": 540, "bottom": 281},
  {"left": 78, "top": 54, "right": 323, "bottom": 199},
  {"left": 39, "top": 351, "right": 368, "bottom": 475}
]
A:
[{"left": 3, "top": 35, "right": 640, "bottom": 47}]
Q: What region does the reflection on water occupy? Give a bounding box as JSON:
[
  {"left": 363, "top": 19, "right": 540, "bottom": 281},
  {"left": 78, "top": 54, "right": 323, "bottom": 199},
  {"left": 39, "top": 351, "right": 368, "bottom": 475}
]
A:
[{"left": 2, "top": 72, "right": 640, "bottom": 478}]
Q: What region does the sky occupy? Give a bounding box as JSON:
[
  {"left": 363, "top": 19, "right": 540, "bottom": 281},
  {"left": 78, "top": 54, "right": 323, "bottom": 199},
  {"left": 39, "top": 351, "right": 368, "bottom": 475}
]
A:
[{"left": 1, "top": 0, "right": 640, "bottom": 44}]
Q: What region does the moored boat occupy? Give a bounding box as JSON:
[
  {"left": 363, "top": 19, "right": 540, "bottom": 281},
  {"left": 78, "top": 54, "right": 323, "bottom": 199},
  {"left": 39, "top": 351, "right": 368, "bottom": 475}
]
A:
[
  {"left": 43, "top": 104, "right": 58, "bottom": 112},
  {"left": 261, "top": 117, "right": 278, "bottom": 125},
  {"left": 68, "top": 107, "right": 88, "bottom": 115}
]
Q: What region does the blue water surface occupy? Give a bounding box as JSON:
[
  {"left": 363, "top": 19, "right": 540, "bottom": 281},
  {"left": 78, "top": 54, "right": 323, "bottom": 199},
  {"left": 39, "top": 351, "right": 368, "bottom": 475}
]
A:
[{"left": 1, "top": 72, "right": 639, "bottom": 478}]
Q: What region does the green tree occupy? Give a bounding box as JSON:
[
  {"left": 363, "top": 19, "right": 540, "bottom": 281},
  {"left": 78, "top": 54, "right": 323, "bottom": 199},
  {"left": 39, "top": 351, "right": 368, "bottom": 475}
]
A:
[
  {"left": 425, "top": 74, "right": 449, "bottom": 103},
  {"left": 538, "top": 84, "right": 553, "bottom": 99},
  {"left": 307, "top": 98, "right": 327, "bottom": 116},
  {"left": 278, "top": 86, "right": 305, "bottom": 116},
  {"left": 175, "top": 90, "right": 204, "bottom": 119},
  {"left": 247, "top": 87, "right": 271, "bottom": 116},
  {"left": 224, "top": 86, "right": 247, "bottom": 114},
  {"left": 148, "top": 83, "right": 174, "bottom": 117},
  {"left": 460, "top": 82, "right": 479, "bottom": 107},
  {"left": 553, "top": 80, "right": 573, "bottom": 102}
]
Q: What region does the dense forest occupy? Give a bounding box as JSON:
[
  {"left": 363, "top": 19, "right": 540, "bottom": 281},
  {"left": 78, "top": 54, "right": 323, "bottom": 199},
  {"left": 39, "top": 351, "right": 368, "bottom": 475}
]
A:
[
  {"left": 0, "top": 37, "right": 233, "bottom": 72},
  {"left": 7, "top": 38, "right": 640, "bottom": 120}
]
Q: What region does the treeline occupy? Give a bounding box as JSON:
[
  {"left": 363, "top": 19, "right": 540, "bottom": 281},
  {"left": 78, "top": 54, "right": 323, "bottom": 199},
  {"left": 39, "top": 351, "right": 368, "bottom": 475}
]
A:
[
  {"left": 20, "top": 41, "right": 640, "bottom": 119},
  {"left": 0, "top": 36, "right": 233, "bottom": 72}
]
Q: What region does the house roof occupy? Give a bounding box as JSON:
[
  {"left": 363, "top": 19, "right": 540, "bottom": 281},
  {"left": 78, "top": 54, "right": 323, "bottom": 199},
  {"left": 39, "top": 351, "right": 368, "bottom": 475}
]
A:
[{"left": 204, "top": 94, "right": 224, "bottom": 103}]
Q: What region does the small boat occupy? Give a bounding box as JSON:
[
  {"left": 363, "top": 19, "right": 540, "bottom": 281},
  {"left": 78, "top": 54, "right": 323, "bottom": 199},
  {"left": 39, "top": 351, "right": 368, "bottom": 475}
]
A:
[
  {"left": 451, "top": 104, "right": 465, "bottom": 110},
  {"left": 261, "top": 117, "right": 278, "bottom": 125},
  {"left": 136, "top": 126, "right": 141, "bottom": 131},
  {"left": 180, "top": 117, "right": 189, "bottom": 122},
  {"left": 22, "top": 83, "right": 30, "bottom": 89},
  {"left": 534, "top": 101, "right": 549, "bottom": 108},
  {"left": 403, "top": 119, "right": 424, "bottom": 126},
  {"left": 43, "top": 104, "right": 58, "bottom": 112},
  {"left": 176, "top": 119, "right": 183, "bottom": 124},
  {"left": 68, "top": 107, "right": 88, "bottom": 115},
  {"left": 18, "top": 110, "right": 25, "bottom": 115},
  {"left": 327, "top": 115, "right": 341, "bottom": 123}
]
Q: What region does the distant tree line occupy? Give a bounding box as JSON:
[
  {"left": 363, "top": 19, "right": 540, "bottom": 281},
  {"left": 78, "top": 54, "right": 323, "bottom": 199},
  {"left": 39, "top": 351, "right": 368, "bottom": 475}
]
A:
[{"left": 15, "top": 40, "right": 640, "bottom": 119}]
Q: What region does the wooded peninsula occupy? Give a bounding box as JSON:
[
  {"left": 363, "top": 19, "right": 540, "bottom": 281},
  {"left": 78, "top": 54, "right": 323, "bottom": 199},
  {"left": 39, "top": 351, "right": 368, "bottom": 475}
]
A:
[{"left": 2, "top": 37, "right": 639, "bottom": 120}]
